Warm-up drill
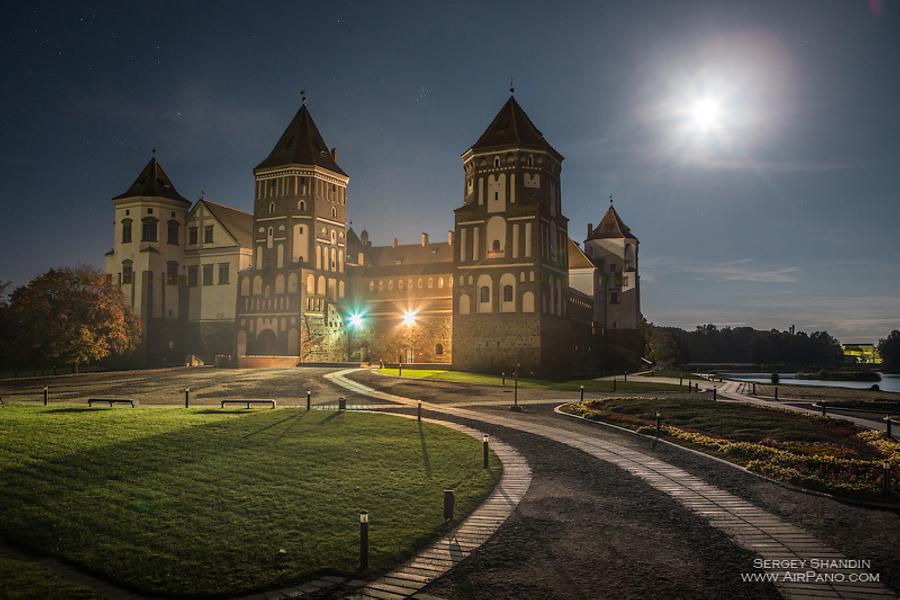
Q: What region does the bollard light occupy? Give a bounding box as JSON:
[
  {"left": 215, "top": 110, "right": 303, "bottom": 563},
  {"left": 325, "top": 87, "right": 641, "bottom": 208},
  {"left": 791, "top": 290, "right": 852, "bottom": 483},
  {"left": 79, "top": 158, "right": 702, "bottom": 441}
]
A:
[
  {"left": 885, "top": 416, "right": 892, "bottom": 439},
  {"left": 43, "top": 386, "right": 49, "bottom": 406},
  {"left": 417, "top": 401, "right": 422, "bottom": 422},
  {"left": 580, "top": 385, "right": 584, "bottom": 402},
  {"left": 443, "top": 489, "right": 455, "bottom": 521},
  {"left": 338, "top": 397, "right": 346, "bottom": 411},
  {"left": 306, "top": 390, "right": 311, "bottom": 411},
  {"left": 483, "top": 434, "right": 489, "bottom": 469},
  {"left": 712, "top": 386, "right": 717, "bottom": 401},
  {"left": 359, "top": 511, "right": 369, "bottom": 570},
  {"left": 184, "top": 387, "right": 190, "bottom": 408}
]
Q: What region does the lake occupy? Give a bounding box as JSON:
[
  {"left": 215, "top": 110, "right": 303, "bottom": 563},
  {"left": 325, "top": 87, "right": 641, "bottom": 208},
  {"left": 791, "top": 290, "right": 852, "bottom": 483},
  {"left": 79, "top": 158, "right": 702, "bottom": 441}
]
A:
[{"left": 720, "top": 372, "right": 900, "bottom": 394}]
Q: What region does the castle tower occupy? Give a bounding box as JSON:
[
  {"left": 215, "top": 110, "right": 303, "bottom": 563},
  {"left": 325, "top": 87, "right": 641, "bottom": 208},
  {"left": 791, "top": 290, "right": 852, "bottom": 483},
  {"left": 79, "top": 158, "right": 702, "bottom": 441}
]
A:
[
  {"left": 105, "top": 156, "right": 191, "bottom": 363},
  {"left": 584, "top": 201, "right": 641, "bottom": 346},
  {"left": 452, "top": 95, "right": 572, "bottom": 374},
  {"left": 235, "top": 101, "right": 350, "bottom": 363}
]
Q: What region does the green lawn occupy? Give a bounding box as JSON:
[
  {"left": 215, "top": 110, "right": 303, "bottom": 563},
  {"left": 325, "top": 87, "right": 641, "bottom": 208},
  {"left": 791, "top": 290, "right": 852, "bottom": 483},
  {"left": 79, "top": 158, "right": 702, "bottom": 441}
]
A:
[
  {"left": 0, "top": 555, "right": 100, "bottom": 600},
  {"left": 564, "top": 397, "right": 899, "bottom": 499},
  {"left": 640, "top": 369, "right": 705, "bottom": 380},
  {"left": 0, "top": 406, "right": 500, "bottom": 597},
  {"left": 378, "top": 368, "right": 682, "bottom": 393}
]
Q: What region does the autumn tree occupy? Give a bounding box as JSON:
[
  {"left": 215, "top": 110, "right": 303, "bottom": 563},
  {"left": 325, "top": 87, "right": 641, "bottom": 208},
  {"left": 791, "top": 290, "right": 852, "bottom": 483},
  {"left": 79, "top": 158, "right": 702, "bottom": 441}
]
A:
[{"left": 8, "top": 266, "right": 141, "bottom": 372}]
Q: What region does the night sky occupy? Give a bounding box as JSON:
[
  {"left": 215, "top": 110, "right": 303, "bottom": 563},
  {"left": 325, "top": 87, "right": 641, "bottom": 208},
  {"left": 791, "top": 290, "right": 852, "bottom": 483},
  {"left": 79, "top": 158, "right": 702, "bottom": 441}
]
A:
[{"left": 2, "top": 1, "right": 898, "bottom": 342}]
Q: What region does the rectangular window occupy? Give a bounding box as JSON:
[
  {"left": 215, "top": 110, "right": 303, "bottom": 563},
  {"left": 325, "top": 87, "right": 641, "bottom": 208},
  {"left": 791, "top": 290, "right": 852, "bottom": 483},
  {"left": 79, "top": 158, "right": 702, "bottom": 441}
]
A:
[
  {"left": 141, "top": 220, "right": 158, "bottom": 242},
  {"left": 218, "top": 263, "right": 230, "bottom": 285},
  {"left": 121, "top": 221, "right": 132, "bottom": 243},
  {"left": 187, "top": 265, "right": 199, "bottom": 287},
  {"left": 122, "top": 263, "right": 133, "bottom": 284},
  {"left": 202, "top": 264, "right": 213, "bottom": 286},
  {"left": 189, "top": 227, "right": 199, "bottom": 245},
  {"left": 167, "top": 221, "right": 179, "bottom": 245},
  {"left": 204, "top": 225, "right": 214, "bottom": 244},
  {"left": 610, "top": 291, "right": 620, "bottom": 304},
  {"left": 166, "top": 262, "right": 178, "bottom": 285},
  {"left": 480, "top": 286, "right": 490, "bottom": 303}
]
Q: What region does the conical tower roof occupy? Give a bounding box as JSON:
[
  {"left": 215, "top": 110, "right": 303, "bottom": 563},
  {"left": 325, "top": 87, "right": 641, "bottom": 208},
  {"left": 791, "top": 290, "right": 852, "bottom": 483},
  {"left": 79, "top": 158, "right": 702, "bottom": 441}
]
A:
[
  {"left": 256, "top": 103, "right": 346, "bottom": 175},
  {"left": 589, "top": 205, "right": 637, "bottom": 241},
  {"left": 113, "top": 157, "right": 189, "bottom": 203},
  {"left": 467, "top": 96, "right": 562, "bottom": 159}
]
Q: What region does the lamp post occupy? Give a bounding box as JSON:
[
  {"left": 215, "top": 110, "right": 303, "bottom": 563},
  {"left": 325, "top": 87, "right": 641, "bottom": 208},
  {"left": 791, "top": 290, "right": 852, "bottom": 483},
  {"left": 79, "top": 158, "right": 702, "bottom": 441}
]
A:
[
  {"left": 184, "top": 387, "right": 190, "bottom": 408},
  {"left": 346, "top": 312, "right": 364, "bottom": 363},
  {"left": 483, "top": 434, "right": 489, "bottom": 468},
  {"left": 359, "top": 511, "right": 369, "bottom": 570}
]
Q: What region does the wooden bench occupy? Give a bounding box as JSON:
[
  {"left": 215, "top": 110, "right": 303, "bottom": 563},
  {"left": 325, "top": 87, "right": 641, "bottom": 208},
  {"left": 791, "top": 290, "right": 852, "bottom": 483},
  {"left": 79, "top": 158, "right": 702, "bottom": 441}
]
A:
[
  {"left": 88, "top": 398, "right": 135, "bottom": 408},
  {"left": 220, "top": 399, "right": 277, "bottom": 409}
]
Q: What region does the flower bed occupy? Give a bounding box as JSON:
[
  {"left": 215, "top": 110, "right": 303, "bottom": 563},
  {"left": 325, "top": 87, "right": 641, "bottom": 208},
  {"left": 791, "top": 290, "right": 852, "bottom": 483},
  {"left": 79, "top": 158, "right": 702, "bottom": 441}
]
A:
[{"left": 564, "top": 398, "right": 899, "bottom": 501}]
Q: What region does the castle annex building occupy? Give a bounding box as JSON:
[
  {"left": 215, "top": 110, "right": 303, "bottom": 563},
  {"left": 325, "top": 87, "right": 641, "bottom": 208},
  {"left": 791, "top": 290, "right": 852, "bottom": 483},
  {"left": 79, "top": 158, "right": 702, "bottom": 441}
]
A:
[{"left": 105, "top": 95, "right": 642, "bottom": 374}]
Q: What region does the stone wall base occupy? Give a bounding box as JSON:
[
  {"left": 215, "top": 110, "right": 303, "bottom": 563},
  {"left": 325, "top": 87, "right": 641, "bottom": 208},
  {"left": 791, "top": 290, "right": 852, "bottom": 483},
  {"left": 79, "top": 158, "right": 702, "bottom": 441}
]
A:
[{"left": 236, "top": 355, "right": 301, "bottom": 368}]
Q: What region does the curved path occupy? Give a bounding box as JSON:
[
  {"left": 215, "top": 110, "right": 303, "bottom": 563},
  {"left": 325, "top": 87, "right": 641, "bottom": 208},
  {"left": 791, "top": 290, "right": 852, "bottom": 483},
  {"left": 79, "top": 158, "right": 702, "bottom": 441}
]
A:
[
  {"left": 351, "top": 414, "right": 531, "bottom": 600},
  {"left": 328, "top": 369, "right": 895, "bottom": 600}
]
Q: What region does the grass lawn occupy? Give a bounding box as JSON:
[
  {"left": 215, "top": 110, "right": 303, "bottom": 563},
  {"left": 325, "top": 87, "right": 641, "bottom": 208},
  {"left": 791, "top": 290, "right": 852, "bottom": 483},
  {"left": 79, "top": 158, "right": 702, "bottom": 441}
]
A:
[
  {"left": 755, "top": 383, "right": 900, "bottom": 403},
  {"left": 0, "top": 555, "right": 100, "bottom": 600},
  {"left": 378, "top": 368, "right": 682, "bottom": 393},
  {"left": 0, "top": 406, "right": 500, "bottom": 597},
  {"left": 563, "top": 397, "right": 900, "bottom": 499},
  {"left": 639, "top": 369, "right": 704, "bottom": 380}
]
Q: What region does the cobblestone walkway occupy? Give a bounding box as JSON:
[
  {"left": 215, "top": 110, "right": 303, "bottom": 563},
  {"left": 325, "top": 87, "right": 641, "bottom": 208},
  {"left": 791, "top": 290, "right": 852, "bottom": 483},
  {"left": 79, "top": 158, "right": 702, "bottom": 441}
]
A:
[{"left": 329, "top": 369, "right": 897, "bottom": 600}]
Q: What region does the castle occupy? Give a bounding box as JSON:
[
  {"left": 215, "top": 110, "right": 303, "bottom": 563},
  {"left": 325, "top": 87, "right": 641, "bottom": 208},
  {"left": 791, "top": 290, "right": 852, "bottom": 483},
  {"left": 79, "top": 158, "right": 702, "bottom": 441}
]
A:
[{"left": 104, "top": 94, "right": 642, "bottom": 374}]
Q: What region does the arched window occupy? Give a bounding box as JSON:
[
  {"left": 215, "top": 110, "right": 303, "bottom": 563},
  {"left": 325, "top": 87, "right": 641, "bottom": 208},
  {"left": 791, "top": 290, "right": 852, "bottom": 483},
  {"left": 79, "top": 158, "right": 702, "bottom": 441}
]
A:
[
  {"left": 167, "top": 220, "right": 179, "bottom": 245},
  {"left": 458, "top": 293, "right": 470, "bottom": 315},
  {"left": 121, "top": 260, "right": 133, "bottom": 284},
  {"left": 330, "top": 230, "right": 337, "bottom": 244},
  {"left": 298, "top": 200, "right": 306, "bottom": 211},
  {"left": 267, "top": 227, "right": 274, "bottom": 249},
  {"left": 500, "top": 273, "right": 516, "bottom": 313},
  {"left": 480, "top": 286, "right": 490, "bottom": 302},
  {"left": 527, "top": 154, "right": 534, "bottom": 166},
  {"left": 435, "top": 343, "right": 444, "bottom": 356},
  {"left": 141, "top": 217, "right": 158, "bottom": 242},
  {"left": 121, "top": 218, "right": 132, "bottom": 243},
  {"left": 493, "top": 156, "right": 500, "bottom": 168},
  {"left": 331, "top": 207, "right": 337, "bottom": 218},
  {"left": 268, "top": 202, "right": 275, "bottom": 214},
  {"left": 492, "top": 239, "right": 501, "bottom": 252},
  {"left": 503, "top": 285, "right": 513, "bottom": 302}
]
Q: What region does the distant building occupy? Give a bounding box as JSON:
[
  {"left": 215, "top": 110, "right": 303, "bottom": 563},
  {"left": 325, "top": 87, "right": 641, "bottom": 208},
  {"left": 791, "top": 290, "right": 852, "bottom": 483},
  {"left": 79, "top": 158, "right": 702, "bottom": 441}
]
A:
[
  {"left": 104, "top": 94, "right": 643, "bottom": 373},
  {"left": 841, "top": 343, "right": 882, "bottom": 365}
]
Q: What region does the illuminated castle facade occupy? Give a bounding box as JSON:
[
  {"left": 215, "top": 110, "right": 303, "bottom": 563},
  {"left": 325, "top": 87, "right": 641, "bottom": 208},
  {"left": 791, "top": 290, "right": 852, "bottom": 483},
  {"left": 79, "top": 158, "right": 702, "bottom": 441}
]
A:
[{"left": 104, "top": 95, "right": 642, "bottom": 373}]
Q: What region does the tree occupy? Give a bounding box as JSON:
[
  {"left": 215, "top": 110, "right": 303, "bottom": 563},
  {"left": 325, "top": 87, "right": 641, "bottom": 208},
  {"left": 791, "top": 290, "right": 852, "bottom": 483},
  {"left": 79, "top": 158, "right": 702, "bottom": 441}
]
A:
[
  {"left": 878, "top": 330, "right": 900, "bottom": 373},
  {"left": 647, "top": 329, "right": 682, "bottom": 367},
  {"left": 8, "top": 266, "right": 141, "bottom": 372}
]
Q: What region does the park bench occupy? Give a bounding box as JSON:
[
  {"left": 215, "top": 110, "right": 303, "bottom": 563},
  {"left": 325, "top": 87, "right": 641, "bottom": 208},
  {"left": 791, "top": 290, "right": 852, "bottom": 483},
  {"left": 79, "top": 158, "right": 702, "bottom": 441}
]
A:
[
  {"left": 88, "top": 398, "right": 135, "bottom": 408},
  {"left": 220, "top": 399, "right": 277, "bottom": 409}
]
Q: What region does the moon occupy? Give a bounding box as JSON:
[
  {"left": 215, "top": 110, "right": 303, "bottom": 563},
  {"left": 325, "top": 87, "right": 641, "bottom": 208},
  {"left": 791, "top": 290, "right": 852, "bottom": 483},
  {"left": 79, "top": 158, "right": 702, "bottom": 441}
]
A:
[{"left": 691, "top": 97, "right": 722, "bottom": 132}]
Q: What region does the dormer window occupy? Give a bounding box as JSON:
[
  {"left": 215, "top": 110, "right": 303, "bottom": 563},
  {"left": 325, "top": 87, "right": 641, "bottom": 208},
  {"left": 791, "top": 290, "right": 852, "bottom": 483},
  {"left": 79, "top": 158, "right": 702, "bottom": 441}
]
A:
[{"left": 493, "top": 156, "right": 500, "bottom": 168}]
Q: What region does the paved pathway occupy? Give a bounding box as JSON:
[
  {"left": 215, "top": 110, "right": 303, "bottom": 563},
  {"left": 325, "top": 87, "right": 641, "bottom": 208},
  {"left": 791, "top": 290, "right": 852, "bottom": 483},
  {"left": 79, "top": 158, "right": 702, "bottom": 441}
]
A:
[
  {"left": 329, "top": 368, "right": 896, "bottom": 600},
  {"left": 351, "top": 414, "right": 531, "bottom": 600}
]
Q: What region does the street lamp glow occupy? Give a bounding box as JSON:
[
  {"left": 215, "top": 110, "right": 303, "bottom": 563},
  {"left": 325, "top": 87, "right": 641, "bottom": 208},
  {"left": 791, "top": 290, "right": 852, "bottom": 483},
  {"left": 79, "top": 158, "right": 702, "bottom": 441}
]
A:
[
  {"left": 348, "top": 313, "right": 363, "bottom": 329},
  {"left": 402, "top": 310, "right": 417, "bottom": 326}
]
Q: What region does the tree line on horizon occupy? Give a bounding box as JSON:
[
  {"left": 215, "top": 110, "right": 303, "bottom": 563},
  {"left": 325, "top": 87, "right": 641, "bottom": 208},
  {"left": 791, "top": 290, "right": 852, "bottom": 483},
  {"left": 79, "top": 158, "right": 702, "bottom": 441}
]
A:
[{"left": 643, "top": 321, "right": 900, "bottom": 372}]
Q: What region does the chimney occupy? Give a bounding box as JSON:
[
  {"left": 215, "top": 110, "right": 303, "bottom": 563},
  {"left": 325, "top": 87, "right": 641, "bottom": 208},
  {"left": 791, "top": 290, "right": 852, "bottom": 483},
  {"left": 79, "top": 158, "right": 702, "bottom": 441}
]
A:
[
  {"left": 587, "top": 223, "right": 593, "bottom": 239},
  {"left": 420, "top": 232, "right": 429, "bottom": 247},
  {"left": 448, "top": 230, "right": 454, "bottom": 245},
  {"left": 392, "top": 237, "right": 398, "bottom": 248},
  {"left": 330, "top": 147, "right": 339, "bottom": 163}
]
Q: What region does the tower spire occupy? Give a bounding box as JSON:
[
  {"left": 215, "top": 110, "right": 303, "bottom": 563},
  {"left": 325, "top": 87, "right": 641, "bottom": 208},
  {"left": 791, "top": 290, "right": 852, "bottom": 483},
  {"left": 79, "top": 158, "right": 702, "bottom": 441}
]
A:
[
  {"left": 301, "top": 89, "right": 307, "bottom": 105},
  {"left": 509, "top": 77, "right": 515, "bottom": 96},
  {"left": 609, "top": 193, "right": 614, "bottom": 206}
]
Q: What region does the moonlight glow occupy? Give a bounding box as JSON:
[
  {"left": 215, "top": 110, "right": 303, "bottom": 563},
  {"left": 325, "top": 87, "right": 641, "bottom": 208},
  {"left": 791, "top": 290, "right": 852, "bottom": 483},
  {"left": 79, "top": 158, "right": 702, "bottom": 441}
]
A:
[{"left": 691, "top": 97, "right": 722, "bottom": 131}]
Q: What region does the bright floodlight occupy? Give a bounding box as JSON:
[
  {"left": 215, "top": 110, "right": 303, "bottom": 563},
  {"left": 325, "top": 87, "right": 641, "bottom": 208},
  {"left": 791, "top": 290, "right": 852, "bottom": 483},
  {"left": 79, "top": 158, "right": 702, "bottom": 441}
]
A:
[
  {"left": 402, "top": 310, "right": 417, "bottom": 326},
  {"left": 691, "top": 97, "right": 721, "bottom": 131},
  {"left": 348, "top": 313, "right": 363, "bottom": 329}
]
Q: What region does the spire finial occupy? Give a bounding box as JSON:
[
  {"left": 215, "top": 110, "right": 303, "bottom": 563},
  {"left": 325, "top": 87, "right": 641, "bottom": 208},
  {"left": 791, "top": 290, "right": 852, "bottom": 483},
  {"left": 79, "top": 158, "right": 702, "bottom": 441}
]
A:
[
  {"left": 301, "top": 89, "right": 307, "bottom": 105},
  {"left": 200, "top": 190, "right": 205, "bottom": 200},
  {"left": 609, "top": 193, "right": 614, "bottom": 206},
  {"left": 509, "top": 77, "right": 515, "bottom": 96},
  {"left": 151, "top": 147, "right": 156, "bottom": 157}
]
